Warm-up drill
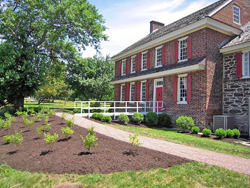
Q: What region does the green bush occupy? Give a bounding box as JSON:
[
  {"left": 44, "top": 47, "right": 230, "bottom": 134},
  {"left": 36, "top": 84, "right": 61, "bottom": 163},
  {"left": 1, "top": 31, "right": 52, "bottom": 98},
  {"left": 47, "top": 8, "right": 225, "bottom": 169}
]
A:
[
  {"left": 22, "top": 118, "right": 34, "bottom": 126},
  {"left": 44, "top": 133, "right": 58, "bottom": 150},
  {"left": 158, "top": 113, "right": 171, "bottom": 127},
  {"left": 3, "top": 131, "right": 23, "bottom": 145},
  {"left": 73, "top": 108, "right": 81, "bottom": 113},
  {"left": 202, "top": 128, "right": 212, "bottom": 137},
  {"left": 48, "top": 109, "right": 56, "bottom": 117},
  {"left": 191, "top": 126, "right": 200, "bottom": 134},
  {"left": 61, "top": 113, "right": 67, "bottom": 121},
  {"left": 118, "top": 114, "right": 129, "bottom": 125},
  {"left": 129, "top": 134, "right": 142, "bottom": 147},
  {"left": 101, "top": 115, "right": 112, "bottom": 123},
  {"left": 176, "top": 116, "right": 194, "bottom": 132},
  {"left": 215, "top": 128, "right": 226, "bottom": 139},
  {"left": 3, "top": 135, "right": 12, "bottom": 144},
  {"left": 132, "top": 112, "right": 144, "bottom": 125},
  {"left": 44, "top": 115, "right": 49, "bottom": 125},
  {"left": 36, "top": 113, "right": 43, "bottom": 122},
  {"left": 145, "top": 112, "right": 158, "bottom": 126},
  {"left": 87, "top": 126, "right": 96, "bottom": 136},
  {"left": 92, "top": 112, "right": 98, "bottom": 119},
  {"left": 36, "top": 124, "right": 52, "bottom": 135},
  {"left": 232, "top": 129, "right": 240, "bottom": 139},
  {"left": 61, "top": 127, "right": 74, "bottom": 139},
  {"left": 225, "top": 129, "right": 234, "bottom": 138},
  {"left": 80, "top": 127, "right": 98, "bottom": 153},
  {"left": 66, "top": 118, "right": 75, "bottom": 128},
  {"left": 3, "top": 120, "right": 11, "bottom": 129}
]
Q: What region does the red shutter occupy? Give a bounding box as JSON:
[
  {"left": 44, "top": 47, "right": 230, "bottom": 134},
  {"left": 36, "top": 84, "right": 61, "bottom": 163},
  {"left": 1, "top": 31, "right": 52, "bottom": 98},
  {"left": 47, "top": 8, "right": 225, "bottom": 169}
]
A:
[
  {"left": 147, "top": 51, "right": 150, "bottom": 69},
  {"left": 138, "top": 54, "right": 141, "bottom": 71},
  {"left": 124, "top": 84, "right": 127, "bottom": 101},
  {"left": 187, "top": 36, "right": 192, "bottom": 59},
  {"left": 162, "top": 45, "right": 166, "bottom": 65},
  {"left": 236, "top": 53, "right": 242, "bottom": 78},
  {"left": 173, "top": 76, "right": 178, "bottom": 102},
  {"left": 134, "top": 82, "right": 137, "bottom": 101},
  {"left": 118, "top": 84, "right": 121, "bottom": 101},
  {"left": 187, "top": 75, "right": 192, "bottom": 103},
  {"left": 135, "top": 55, "right": 138, "bottom": 72},
  {"left": 137, "top": 82, "right": 141, "bottom": 101},
  {"left": 146, "top": 80, "right": 149, "bottom": 101},
  {"left": 175, "top": 41, "right": 178, "bottom": 62},
  {"left": 127, "top": 84, "right": 130, "bottom": 101}
]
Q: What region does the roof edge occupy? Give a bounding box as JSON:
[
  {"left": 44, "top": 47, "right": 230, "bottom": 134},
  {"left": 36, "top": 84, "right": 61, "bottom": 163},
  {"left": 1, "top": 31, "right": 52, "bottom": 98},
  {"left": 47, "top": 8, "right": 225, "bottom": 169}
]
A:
[
  {"left": 220, "top": 41, "right": 250, "bottom": 54},
  {"left": 208, "top": 0, "right": 233, "bottom": 17}
]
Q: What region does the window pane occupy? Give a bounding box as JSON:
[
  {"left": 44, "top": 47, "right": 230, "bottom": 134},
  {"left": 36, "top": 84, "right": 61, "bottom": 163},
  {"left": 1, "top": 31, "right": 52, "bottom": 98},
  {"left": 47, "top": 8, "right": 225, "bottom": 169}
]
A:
[
  {"left": 141, "top": 82, "right": 146, "bottom": 101},
  {"left": 121, "top": 85, "right": 125, "bottom": 101},
  {"left": 122, "top": 61, "right": 126, "bottom": 75},
  {"left": 130, "top": 84, "right": 134, "bottom": 101},
  {"left": 179, "top": 77, "right": 187, "bottom": 102},
  {"left": 142, "top": 53, "right": 147, "bottom": 70},
  {"left": 244, "top": 53, "right": 249, "bottom": 77},
  {"left": 131, "top": 58, "right": 135, "bottom": 72},
  {"left": 179, "top": 39, "right": 187, "bottom": 61},
  {"left": 156, "top": 48, "right": 162, "bottom": 66},
  {"left": 233, "top": 6, "right": 240, "bottom": 23}
]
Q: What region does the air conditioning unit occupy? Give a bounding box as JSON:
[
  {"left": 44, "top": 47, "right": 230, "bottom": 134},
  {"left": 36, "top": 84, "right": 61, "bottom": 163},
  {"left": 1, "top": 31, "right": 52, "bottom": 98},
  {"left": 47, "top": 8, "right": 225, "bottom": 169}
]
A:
[{"left": 213, "top": 115, "right": 235, "bottom": 132}]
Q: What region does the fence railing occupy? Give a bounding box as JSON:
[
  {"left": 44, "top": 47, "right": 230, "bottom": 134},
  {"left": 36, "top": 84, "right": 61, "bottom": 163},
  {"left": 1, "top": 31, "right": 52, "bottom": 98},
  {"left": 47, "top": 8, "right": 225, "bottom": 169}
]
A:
[{"left": 74, "top": 101, "right": 164, "bottom": 118}]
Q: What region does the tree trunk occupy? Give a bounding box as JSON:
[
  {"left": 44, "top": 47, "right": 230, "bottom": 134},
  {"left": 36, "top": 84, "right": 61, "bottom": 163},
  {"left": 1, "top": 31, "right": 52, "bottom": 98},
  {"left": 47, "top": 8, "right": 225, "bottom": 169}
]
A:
[{"left": 13, "top": 96, "right": 24, "bottom": 110}]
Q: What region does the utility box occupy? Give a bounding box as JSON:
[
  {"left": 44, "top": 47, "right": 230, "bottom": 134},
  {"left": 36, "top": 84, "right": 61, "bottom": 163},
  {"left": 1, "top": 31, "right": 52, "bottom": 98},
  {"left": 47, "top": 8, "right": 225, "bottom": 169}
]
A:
[{"left": 213, "top": 115, "right": 235, "bottom": 132}]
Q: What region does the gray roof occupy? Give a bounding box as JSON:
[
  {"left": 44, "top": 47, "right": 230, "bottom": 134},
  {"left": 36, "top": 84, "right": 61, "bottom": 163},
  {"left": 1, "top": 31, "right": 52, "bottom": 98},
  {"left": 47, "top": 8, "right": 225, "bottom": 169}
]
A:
[
  {"left": 222, "top": 22, "right": 250, "bottom": 48},
  {"left": 111, "top": 58, "right": 206, "bottom": 82},
  {"left": 112, "top": 0, "right": 229, "bottom": 59}
]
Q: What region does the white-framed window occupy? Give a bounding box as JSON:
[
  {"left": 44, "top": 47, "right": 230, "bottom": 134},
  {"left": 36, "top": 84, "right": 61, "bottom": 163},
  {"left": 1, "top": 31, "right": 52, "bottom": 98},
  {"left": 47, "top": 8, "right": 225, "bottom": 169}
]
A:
[
  {"left": 178, "top": 37, "right": 188, "bottom": 62},
  {"left": 177, "top": 74, "right": 187, "bottom": 104},
  {"left": 233, "top": 5, "right": 240, "bottom": 25},
  {"left": 121, "top": 60, "right": 126, "bottom": 76},
  {"left": 155, "top": 46, "right": 162, "bottom": 67},
  {"left": 131, "top": 56, "right": 136, "bottom": 73},
  {"left": 130, "top": 82, "right": 135, "bottom": 101},
  {"left": 141, "top": 81, "right": 146, "bottom": 101},
  {"left": 121, "top": 84, "right": 125, "bottom": 101},
  {"left": 141, "top": 52, "right": 147, "bottom": 70},
  {"left": 242, "top": 51, "right": 249, "bottom": 77}
]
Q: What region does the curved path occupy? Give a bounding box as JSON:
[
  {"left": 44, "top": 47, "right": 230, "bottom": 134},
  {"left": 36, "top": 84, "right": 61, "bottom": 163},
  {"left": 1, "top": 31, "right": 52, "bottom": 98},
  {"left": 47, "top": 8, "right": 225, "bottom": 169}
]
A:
[{"left": 56, "top": 112, "right": 250, "bottom": 175}]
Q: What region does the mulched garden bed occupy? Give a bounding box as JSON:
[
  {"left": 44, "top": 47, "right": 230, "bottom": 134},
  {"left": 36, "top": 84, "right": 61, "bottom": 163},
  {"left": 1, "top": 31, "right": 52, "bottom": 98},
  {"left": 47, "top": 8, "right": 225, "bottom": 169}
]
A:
[{"left": 0, "top": 115, "right": 191, "bottom": 175}]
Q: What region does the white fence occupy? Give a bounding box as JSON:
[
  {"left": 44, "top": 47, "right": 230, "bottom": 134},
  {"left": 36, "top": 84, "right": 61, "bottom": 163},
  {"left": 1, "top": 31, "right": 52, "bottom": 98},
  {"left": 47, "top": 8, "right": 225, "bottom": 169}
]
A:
[{"left": 74, "top": 101, "right": 164, "bottom": 118}]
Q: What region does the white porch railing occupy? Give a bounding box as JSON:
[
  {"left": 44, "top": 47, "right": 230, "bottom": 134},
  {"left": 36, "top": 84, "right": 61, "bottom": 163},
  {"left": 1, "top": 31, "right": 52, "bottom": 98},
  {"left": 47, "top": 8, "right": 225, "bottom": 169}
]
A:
[{"left": 74, "top": 101, "right": 164, "bottom": 118}]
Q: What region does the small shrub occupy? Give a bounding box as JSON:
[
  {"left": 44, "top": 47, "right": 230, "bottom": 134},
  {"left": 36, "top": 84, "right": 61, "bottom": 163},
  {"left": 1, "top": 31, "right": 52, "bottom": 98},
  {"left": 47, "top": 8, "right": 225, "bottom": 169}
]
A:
[
  {"left": 73, "top": 108, "right": 81, "bottom": 113},
  {"left": 48, "top": 109, "right": 56, "bottom": 117},
  {"left": 22, "top": 111, "right": 29, "bottom": 117},
  {"left": 132, "top": 112, "right": 144, "bottom": 125},
  {"left": 61, "top": 113, "right": 67, "bottom": 120},
  {"left": 15, "top": 111, "right": 23, "bottom": 117},
  {"left": 27, "top": 108, "right": 36, "bottom": 116},
  {"left": 191, "top": 126, "right": 200, "bottom": 134},
  {"left": 36, "top": 124, "right": 52, "bottom": 135},
  {"left": 61, "top": 127, "right": 74, "bottom": 139},
  {"left": 176, "top": 116, "right": 194, "bottom": 132},
  {"left": 44, "top": 133, "right": 58, "bottom": 151},
  {"left": 129, "top": 134, "right": 142, "bottom": 147},
  {"left": 22, "top": 118, "right": 34, "bottom": 126},
  {"left": 202, "top": 128, "right": 212, "bottom": 137},
  {"left": 3, "top": 131, "right": 23, "bottom": 145},
  {"left": 215, "top": 128, "right": 226, "bottom": 139},
  {"left": 145, "top": 112, "right": 158, "bottom": 126},
  {"left": 4, "top": 112, "right": 11, "bottom": 119},
  {"left": 118, "top": 114, "right": 129, "bottom": 125},
  {"left": 92, "top": 112, "right": 98, "bottom": 119},
  {"left": 93, "top": 113, "right": 103, "bottom": 121},
  {"left": 3, "top": 135, "right": 12, "bottom": 144},
  {"left": 87, "top": 126, "right": 96, "bottom": 136},
  {"left": 158, "top": 113, "right": 171, "bottom": 127},
  {"left": 80, "top": 127, "right": 98, "bottom": 153},
  {"left": 44, "top": 115, "right": 49, "bottom": 125},
  {"left": 36, "top": 113, "right": 43, "bottom": 122},
  {"left": 3, "top": 120, "right": 11, "bottom": 129},
  {"left": 0, "top": 119, "right": 4, "bottom": 128},
  {"left": 232, "top": 129, "right": 240, "bottom": 139},
  {"left": 226, "top": 129, "right": 234, "bottom": 138},
  {"left": 66, "top": 118, "right": 75, "bottom": 128},
  {"left": 101, "top": 115, "right": 112, "bottom": 123}
]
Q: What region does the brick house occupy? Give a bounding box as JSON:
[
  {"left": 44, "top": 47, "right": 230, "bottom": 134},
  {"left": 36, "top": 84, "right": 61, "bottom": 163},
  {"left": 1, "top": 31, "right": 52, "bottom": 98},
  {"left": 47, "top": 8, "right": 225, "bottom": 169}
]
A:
[
  {"left": 110, "top": 0, "right": 250, "bottom": 128},
  {"left": 220, "top": 23, "right": 250, "bottom": 135}
]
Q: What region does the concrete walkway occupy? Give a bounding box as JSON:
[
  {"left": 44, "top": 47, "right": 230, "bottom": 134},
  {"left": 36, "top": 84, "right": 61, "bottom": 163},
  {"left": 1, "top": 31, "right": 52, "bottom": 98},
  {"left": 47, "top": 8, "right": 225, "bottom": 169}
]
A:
[{"left": 56, "top": 112, "right": 250, "bottom": 175}]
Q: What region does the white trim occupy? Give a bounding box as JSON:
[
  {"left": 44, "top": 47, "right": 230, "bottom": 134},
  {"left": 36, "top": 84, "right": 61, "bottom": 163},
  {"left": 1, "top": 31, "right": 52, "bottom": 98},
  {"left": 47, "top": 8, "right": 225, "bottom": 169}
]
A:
[
  {"left": 155, "top": 47, "right": 162, "bottom": 68},
  {"left": 208, "top": 0, "right": 233, "bottom": 17},
  {"left": 141, "top": 50, "right": 148, "bottom": 54},
  {"left": 120, "top": 85, "right": 125, "bottom": 101},
  {"left": 233, "top": 5, "right": 241, "bottom": 25},
  {"left": 153, "top": 78, "right": 163, "bottom": 112},
  {"left": 177, "top": 74, "right": 188, "bottom": 105},
  {"left": 220, "top": 42, "right": 250, "bottom": 54},
  {"left": 140, "top": 80, "right": 147, "bottom": 101},
  {"left": 178, "top": 37, "right": 188, "bottom": 62},
  {"left": 242, "top": 52, "right": 250, "bottom": 78},
  {"left": 141, "top": 51, "right": 147, "bottom": 71},
  {"left": 111, "top": 61, "right": 206, "bottom": 84},
  {"left": 130, "top": 82, "right": 135, "bottom": 101},
  {"left": 121, "top": 60, "right": 126, "bottom": 76},
  {"left": 112, "top": 17, "right": 241, "bottom": 61},
  {"left": 178, "top": 36, "right": 188, "bottom": 41}
]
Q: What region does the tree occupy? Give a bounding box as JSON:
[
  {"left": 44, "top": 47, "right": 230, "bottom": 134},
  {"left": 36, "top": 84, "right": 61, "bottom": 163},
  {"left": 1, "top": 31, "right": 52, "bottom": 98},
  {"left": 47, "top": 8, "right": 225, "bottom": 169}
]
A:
[
  {"left": 67, "top": 55, "right": 114, "bottom": 101},
  {"left": 0, "top": 0, "right": 107, "bottom": 109}
]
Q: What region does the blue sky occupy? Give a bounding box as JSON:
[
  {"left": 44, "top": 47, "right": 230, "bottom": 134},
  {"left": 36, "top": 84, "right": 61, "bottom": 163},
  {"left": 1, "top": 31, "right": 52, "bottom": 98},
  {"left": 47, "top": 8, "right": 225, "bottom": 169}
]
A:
[{"left": 82, "top": 0, "right": 219, "bottom": 58}]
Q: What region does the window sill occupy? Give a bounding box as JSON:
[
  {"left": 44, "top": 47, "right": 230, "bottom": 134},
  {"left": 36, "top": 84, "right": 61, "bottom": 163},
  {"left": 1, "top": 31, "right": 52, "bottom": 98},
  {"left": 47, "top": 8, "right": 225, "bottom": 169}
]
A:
[
  {"left": 241, "top": 76, "right": 250, "bottom": 79},
  {"left": 131, "top": 71, "right": 135, "bottom": 74},
  {"left": 178, "top": 59, "right": 188, "bottom": 63},
  {"left": 155, "top": 65, "right": 162, "bottom": 68},
  {"left": 233, "top": 21, "right": 241, "bottom": 25},
  {"left": 141, "top": 69, "right": 147, "bottom": 71},
  {"left": 121, "top": 74, "right": 126, "bottom": 76},
  {"left": 177, "top": 101, "right": 187, "bottom": 105}
]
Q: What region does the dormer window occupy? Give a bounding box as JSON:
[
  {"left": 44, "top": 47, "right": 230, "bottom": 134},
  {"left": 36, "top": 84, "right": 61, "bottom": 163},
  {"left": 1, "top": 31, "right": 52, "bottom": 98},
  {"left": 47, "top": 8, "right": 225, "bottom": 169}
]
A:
[{"left": 233, "top": 5, "right": 240, "bottom": 25}]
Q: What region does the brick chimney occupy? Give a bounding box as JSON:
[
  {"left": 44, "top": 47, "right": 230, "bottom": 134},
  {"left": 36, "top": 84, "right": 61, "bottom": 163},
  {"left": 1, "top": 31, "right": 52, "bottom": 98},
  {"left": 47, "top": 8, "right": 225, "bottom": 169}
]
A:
[{"left": 150, "top": 20, "right": 164, "bottom": 33}]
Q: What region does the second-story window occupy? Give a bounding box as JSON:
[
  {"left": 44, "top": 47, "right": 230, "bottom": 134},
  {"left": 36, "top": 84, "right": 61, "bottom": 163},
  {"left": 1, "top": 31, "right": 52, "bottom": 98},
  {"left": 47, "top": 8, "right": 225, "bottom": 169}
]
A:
[
  {"left": 233, "top": 5, "right": 240, "bottom": 24},
  {"left": 131, "top": 56, "right": 136, "bottom": 73},
  {"left": 155, "top": 46, "right": 162, "bottom": 67},
  {"left": 142, "top": 52, "right": 147, "bottom": 70},
  {"left": 178, "top": 37, "right": 188, "bottom": 61},
  {"left": 122, "top": 60, "right": 126, "bottom": 75}
]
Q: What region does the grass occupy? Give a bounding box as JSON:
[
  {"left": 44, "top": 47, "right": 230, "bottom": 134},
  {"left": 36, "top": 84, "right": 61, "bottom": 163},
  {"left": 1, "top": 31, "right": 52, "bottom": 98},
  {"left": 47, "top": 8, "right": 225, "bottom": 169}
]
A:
[
  {"left": 109, "top": 124, "right": 250, "bottom": 159},
  {"left": 24, "top": 98, "right": 76, "bottom": 109},
  {"left": 1, "top": 162, "right": 250, "bottom": 187}
]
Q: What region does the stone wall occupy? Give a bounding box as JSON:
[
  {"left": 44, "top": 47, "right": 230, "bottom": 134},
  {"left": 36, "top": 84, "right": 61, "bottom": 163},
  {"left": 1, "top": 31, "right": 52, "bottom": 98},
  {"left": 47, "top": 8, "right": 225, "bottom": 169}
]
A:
[{"left": 223, "top": 53, "right": 250, "bottom": 136}]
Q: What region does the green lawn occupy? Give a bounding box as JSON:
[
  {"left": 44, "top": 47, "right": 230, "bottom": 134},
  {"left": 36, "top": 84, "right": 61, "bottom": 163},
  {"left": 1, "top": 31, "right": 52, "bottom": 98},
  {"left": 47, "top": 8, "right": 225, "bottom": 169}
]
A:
[
  {"left": 1, "top": 162, "right": 249, "bottom": 188},
  {"left": 24, "top": 98, "right": 76, "bottom": 109},
  {"left": 108, "top": 124, "right": 250, "bottom": 159}
]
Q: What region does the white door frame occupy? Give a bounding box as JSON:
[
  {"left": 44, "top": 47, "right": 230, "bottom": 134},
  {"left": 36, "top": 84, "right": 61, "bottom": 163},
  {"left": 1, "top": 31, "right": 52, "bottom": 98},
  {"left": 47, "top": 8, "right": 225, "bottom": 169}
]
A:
[{"left": 153, "top": 78, "right": 163, "bottom": 112}]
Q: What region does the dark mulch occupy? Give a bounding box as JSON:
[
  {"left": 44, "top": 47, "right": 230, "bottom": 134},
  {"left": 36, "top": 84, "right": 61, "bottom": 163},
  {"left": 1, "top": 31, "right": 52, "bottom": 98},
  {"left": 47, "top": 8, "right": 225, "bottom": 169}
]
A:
[{"left": 0, "top": 115, "right": 191, "bottom": 175}]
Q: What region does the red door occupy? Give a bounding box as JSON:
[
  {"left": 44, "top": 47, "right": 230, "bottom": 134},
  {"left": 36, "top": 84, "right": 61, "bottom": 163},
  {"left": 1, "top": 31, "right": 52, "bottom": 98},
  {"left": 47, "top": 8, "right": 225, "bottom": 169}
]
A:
[{"left": 155, "top": 87, "right": 163, "bottom": 112}]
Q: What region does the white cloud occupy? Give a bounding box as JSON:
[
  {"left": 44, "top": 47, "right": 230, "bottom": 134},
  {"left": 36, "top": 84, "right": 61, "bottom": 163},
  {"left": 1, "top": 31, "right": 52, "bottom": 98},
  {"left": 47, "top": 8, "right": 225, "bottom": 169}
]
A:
[{"left": 82, "top": 0, "right": 217, "bottom": 58}]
